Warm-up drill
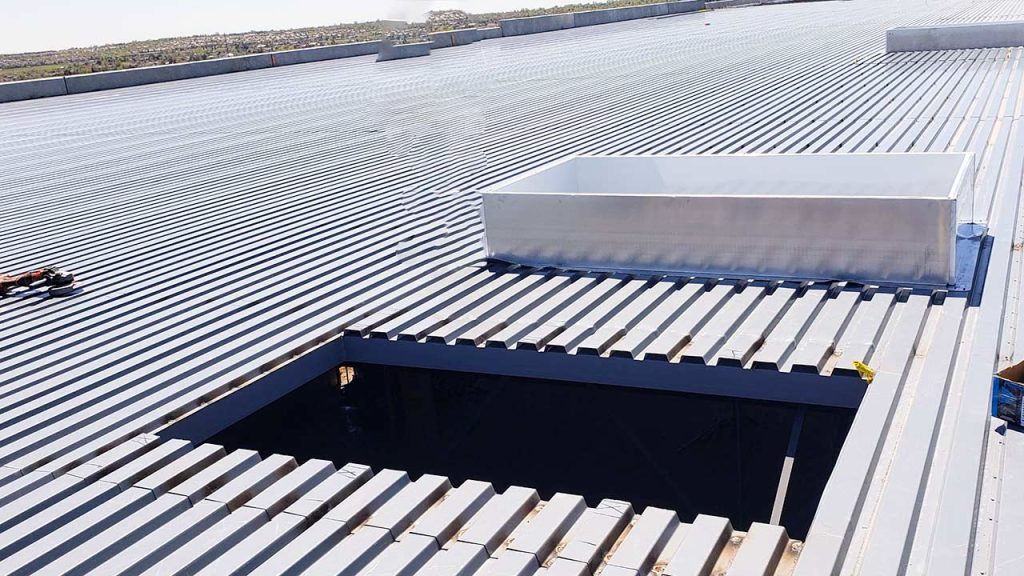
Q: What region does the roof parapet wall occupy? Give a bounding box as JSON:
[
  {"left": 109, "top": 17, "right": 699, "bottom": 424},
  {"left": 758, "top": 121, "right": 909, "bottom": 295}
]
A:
[
  {"left": 0, "top": 41, "right": 381, "bottom": 103},
  {"left": 0, "top": 1, "right": 708, "bottom": 104},
  {"left": 499, "top": 0, "right": 704, "bottom": 36}
]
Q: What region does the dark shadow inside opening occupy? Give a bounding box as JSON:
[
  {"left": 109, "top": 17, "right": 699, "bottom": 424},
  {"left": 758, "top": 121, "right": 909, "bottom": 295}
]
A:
[{"left": 208, "top": 363, "right": 854, "bottom": 539}]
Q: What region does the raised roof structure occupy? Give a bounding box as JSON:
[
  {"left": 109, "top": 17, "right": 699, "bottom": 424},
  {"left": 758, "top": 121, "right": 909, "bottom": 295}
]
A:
[{"left": 482, "top": 153, "right": 978, "bottom": 286}]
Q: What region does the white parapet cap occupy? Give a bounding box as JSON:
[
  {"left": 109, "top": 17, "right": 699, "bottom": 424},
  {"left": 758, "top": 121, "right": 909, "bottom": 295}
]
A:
[
  {"left": 887, "top": 21, "right": 1024, "bottom": 53},
  {"left": 480, "top": 153, "right": 979, "bottom": 287}
]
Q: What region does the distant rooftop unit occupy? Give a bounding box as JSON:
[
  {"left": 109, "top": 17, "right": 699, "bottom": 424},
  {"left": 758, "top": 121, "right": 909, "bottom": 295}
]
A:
[
  {"left": 481, "top": 153, "right": 978, "bottom": 287},
  {"left": 887, "top": 21, "right": 1024, "bottom": 52}
]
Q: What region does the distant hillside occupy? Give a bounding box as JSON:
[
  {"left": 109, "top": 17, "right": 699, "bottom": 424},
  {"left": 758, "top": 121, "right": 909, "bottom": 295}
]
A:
[{"left": 0, "top": 0, "right": 672, "bottom": 82}]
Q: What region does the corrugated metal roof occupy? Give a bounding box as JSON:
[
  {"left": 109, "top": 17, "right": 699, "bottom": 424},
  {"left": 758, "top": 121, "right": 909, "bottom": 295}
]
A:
[
  {"left": 0, "top": 434, "right": 794, "bottom": 575},
  {"left": 3, "top": 0, "right": 1024, "bottom": 574}
]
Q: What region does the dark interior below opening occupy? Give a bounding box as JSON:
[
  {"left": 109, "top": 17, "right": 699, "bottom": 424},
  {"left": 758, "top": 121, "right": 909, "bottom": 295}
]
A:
[{"left": 208, "top": 363, "right": 855, "bottom": 539}]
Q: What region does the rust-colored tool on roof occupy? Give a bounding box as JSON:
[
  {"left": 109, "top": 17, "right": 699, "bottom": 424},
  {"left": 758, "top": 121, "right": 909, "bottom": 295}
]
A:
[{"left": 0, "top": 267, "right": 76, "bottom": 298}]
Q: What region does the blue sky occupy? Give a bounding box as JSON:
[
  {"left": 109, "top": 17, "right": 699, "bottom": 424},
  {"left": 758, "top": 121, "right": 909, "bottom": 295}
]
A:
[{"left": 0, "top": 0, "right": 569, "bottom": 53}]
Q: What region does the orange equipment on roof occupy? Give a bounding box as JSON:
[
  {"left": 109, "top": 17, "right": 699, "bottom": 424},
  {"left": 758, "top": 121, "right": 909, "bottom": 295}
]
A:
[{"left": 0, "top": 267, "right": 75, "bottom": 298}]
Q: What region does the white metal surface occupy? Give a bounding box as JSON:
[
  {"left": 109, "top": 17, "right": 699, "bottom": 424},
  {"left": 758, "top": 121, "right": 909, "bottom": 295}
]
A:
[
  {"left": 0, "top": 435, "right": 797, "bottom": 576},
  {"left": 482, "top": 153, "right": 975, "bottom": 286},
  {"left": 2, "top": 0, "right": 1024, "bottom": 574}
]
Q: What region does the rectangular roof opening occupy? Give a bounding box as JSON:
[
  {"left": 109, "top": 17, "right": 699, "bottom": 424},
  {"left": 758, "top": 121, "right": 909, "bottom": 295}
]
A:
[{"left": 207, "top": 363, "right": 855, "bottom": 539}]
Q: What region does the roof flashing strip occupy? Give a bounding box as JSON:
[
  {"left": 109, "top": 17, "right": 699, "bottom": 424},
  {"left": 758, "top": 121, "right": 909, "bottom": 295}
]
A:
[
  {"left": 481, "top": 153, "right": 980, "bottom": 288},
  {"left": 887, "top": 21, "right": 1024, "bottom": 52}
]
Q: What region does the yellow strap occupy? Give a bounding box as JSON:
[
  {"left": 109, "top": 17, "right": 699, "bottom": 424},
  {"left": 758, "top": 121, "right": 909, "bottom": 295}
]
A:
[{"left": 853, "top": 361, "right": 876, "bottom": 384}]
